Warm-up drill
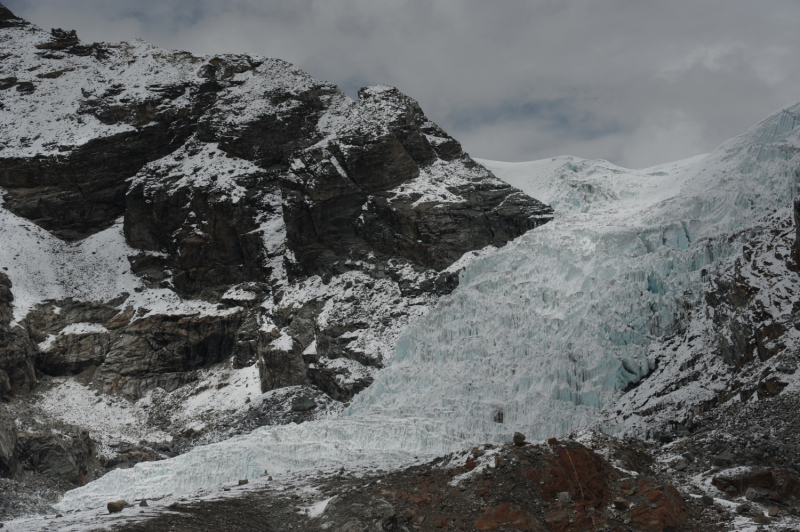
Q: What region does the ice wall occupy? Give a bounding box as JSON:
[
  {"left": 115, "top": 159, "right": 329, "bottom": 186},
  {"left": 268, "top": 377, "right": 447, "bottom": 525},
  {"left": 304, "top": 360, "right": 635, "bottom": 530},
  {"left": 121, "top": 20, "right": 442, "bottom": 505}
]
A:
[{"left": 58, "top": 102, "right": 800, "bottom": 510}]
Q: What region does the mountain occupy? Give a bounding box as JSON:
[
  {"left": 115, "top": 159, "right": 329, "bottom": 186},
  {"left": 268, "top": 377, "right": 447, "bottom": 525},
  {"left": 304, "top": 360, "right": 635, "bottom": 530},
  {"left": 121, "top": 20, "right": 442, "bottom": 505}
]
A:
[
  {"left": 3, "top": 4, "right": 800, "bottom": 530},
  {"left": 0, "top": 1, "right": 553, "bottom": 507}
]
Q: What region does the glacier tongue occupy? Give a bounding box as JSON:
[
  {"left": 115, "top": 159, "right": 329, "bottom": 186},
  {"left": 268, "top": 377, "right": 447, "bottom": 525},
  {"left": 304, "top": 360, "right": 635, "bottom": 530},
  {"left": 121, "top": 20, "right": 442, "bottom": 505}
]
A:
[{"left": 58, "top": 102, "right": 800, "bottom": 510}]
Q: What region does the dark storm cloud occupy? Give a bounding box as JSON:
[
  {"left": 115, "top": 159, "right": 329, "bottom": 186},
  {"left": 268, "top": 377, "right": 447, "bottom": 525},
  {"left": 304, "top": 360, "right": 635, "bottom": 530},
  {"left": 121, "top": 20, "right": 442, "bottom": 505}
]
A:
[{"left": 7, "top": 0, "right": 800, "bottom": 168}]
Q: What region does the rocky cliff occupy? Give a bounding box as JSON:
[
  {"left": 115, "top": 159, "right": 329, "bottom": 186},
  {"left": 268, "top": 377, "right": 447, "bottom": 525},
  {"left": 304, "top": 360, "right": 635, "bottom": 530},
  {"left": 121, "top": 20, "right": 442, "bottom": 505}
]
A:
[{"left": 0, "top": 2, "right": 552, "bottom": 490}]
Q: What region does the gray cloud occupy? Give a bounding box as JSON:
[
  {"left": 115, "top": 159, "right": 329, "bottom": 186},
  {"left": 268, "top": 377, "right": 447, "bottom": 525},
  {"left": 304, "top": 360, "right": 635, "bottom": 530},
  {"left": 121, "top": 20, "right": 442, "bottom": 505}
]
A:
[{"left": 7, "top": 0, "right": 800, "bottom": 168}]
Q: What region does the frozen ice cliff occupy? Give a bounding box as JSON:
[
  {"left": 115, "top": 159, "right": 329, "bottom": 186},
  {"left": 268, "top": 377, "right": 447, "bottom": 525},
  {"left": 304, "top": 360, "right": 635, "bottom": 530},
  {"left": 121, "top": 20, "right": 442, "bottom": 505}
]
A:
[{"left": 54, "top": 95, "right": 800, "bottom": 509}]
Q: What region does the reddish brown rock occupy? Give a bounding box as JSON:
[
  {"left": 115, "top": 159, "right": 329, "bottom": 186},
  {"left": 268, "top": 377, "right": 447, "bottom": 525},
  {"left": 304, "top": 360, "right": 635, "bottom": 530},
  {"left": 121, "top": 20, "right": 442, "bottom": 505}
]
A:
[
  {"left": 464, "top": 456, "right": 477, "bottom": 471},
  {"left": 475, "top": 504, "right": 542, "bottom": 531},
  {"left": 543, "top": 508, "right": 569, "bottom": 531},
  {"left": 526, "top": 441, "right": 620, "bottom": 507},
  {"left": 630, "top": 486, "right": 687, "bottom": 532}
]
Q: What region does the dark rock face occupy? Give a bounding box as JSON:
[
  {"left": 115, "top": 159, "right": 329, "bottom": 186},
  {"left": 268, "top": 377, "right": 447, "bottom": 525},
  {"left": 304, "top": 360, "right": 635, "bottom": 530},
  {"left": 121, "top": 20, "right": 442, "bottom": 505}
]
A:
[
  {"left": 0, "top": 411, "right": 16, "bottom": 477},
  {"left": 704, "top": 222, "right": 799, "bottom": 371},
  {"left": 35, "top": 28, "right": 78, "bottom": 51},
  {"left": 0, "top": 273, "right": 37, "bottom": 400},
  {"left": 306, "top": 360, "right": 373, "bottom": 402},
  {"left": 281, "top": 86, "right": 552, "bottom": 279},
  {"left": 0, "top": 2, "right": 25, "bottom": 29},
  {"left": 14, "top": 430, "right": 96, "bottom": 485},
  {"left": 712, "top": 468, "right": 800, "bottom": 500},
  {"left": 24, "top": 298, "right": 123, "bottom": 376},
  {"left": 1, "top": 119, "right": 193, "bottom": 241},
  {"left": 256, "top": 333, "right": 308, "bottom": 393},
  {"left": 123, "top": 141, "right": 281, "bottom": 297},
  {"left": 794, "top": 196, "right": 800, "bottom": 249},
  {"left": 21, "top": 297, "right": 250, "bottom": 400},
  {"left": 94, "top": 309, "right": 247, "bottom": 400}
]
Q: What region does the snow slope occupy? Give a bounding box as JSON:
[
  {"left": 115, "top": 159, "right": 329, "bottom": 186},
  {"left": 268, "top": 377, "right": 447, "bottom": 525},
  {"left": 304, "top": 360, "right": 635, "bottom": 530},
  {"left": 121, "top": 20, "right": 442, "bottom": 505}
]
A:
[{"left": 56, "top": 102, "right": 800, "bottom": 510}]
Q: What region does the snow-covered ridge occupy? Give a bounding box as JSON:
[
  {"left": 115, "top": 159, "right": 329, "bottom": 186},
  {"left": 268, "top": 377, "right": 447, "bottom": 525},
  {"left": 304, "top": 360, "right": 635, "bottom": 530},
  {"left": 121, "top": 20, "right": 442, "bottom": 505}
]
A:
[{"left": 56, "top": 100, "right": 800, "bottom": 510}]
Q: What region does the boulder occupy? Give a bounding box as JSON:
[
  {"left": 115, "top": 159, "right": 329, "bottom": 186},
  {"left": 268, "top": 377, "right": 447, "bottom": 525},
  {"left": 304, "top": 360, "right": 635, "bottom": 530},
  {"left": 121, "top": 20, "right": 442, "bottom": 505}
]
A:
[
  {"left": 291, "top": 397, "right": 317, "bottom": 412},
  {"left": 612, "top": 498, "right": 629, "bottom": 510},
  {"left": 630, "top": 486, "right": 688, "bottom": 532},
  {"left": 711, "top": 451, "right": 735, "bottom": 467}
]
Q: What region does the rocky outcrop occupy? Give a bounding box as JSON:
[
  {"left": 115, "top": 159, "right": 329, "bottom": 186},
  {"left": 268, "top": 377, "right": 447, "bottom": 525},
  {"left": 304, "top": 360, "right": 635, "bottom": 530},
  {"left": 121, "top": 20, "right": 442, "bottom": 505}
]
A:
[
  {"left": 123, "top": 140, "right": 281, "bottom": 297},
  {"left": 19, "top": 296, "right": 251, "bottom": 399},
  {"left": 0, "top": 407, "right": 99, "bottom": 486},
  {"left": 102, "top": 443, "right": 162, "bottom": 470},
  {"left": 15, "top": 430, "right": 96, "bottom": 485},
  {"left": 794, "top": 196, "right": 800, "bottom": 260},
  {"left": 1, "top": 125, "right": 192, "bottom": 240},
  {"left": 0, "top": 273, "right": 37, "bottom": 399},
  {"left": 613, "top": 213, "right": 800, "bottom": 439},
  {"left": 95, "top": 308, "right": 247, "bottom": 399},
  {"left": 712, "top": 468, "right": 800, "bottom": 500},
  {"left": 280, "top": 86, "right": 552, "bottom": 280},
  {"left": 0, "top": 2, "right": 24, "bottom": 28},
  {"left": 256, "top": 332, "right": 308, "bottom": 392},
  {"left": 0, "top": 410, "right": 16, "bottom": 477}
]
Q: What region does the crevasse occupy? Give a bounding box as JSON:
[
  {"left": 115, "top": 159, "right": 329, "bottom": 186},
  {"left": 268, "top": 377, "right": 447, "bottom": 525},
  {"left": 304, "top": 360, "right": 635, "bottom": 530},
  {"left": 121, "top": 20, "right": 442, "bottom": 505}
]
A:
[{"left": 57, "top": 102, "right": 800, "bottom": 510}]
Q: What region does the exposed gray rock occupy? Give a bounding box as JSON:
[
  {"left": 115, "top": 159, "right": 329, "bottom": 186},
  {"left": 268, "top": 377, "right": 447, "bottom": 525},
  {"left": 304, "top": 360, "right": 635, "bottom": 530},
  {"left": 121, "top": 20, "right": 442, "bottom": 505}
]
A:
[
  {"left": 94, "top": 308, "right": 247, "bottom": 399},
  {"left": 257, "top": 332, "right": 308, "bottom": 393},
  {"left": 0, "top": 411, "right": 16, "bottom": 477},
  {"left": 290, "top": 396, "right": 316, "bottom": 412},
  {"left": 1, "top": 125, "right": 193, "bottom": 241},
  {"left": 795, "top": 196, "right": 800, "bottom": 248},
  {"left": 0, "top": 273, "right": 37, "bottom": 400},
  {"left": 280, "top": 86, "right": 552, "bottom": 282},
  {"left": 15, "top": 430, "right": 96, "bottom": 485}
]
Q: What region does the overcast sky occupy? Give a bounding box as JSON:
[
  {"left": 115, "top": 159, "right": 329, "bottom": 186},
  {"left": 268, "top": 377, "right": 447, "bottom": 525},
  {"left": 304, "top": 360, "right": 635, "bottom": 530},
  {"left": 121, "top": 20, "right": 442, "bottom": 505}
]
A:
[{"left": 7, "top": 0, "right": 800, "bottom": 168}]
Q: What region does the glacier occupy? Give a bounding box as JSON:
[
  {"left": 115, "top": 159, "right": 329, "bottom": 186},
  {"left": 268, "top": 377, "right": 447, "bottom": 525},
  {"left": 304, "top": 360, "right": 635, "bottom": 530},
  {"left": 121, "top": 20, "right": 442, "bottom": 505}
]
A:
[{"left": 56, "top": 102, "right": 800, "bottom": 510}]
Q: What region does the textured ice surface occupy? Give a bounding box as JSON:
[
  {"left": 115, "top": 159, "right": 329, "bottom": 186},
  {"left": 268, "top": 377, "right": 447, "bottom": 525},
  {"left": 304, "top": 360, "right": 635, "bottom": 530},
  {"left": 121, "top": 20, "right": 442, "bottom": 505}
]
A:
[{"left": 58, "top": 102, "right": 800, "bottom": 510}]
